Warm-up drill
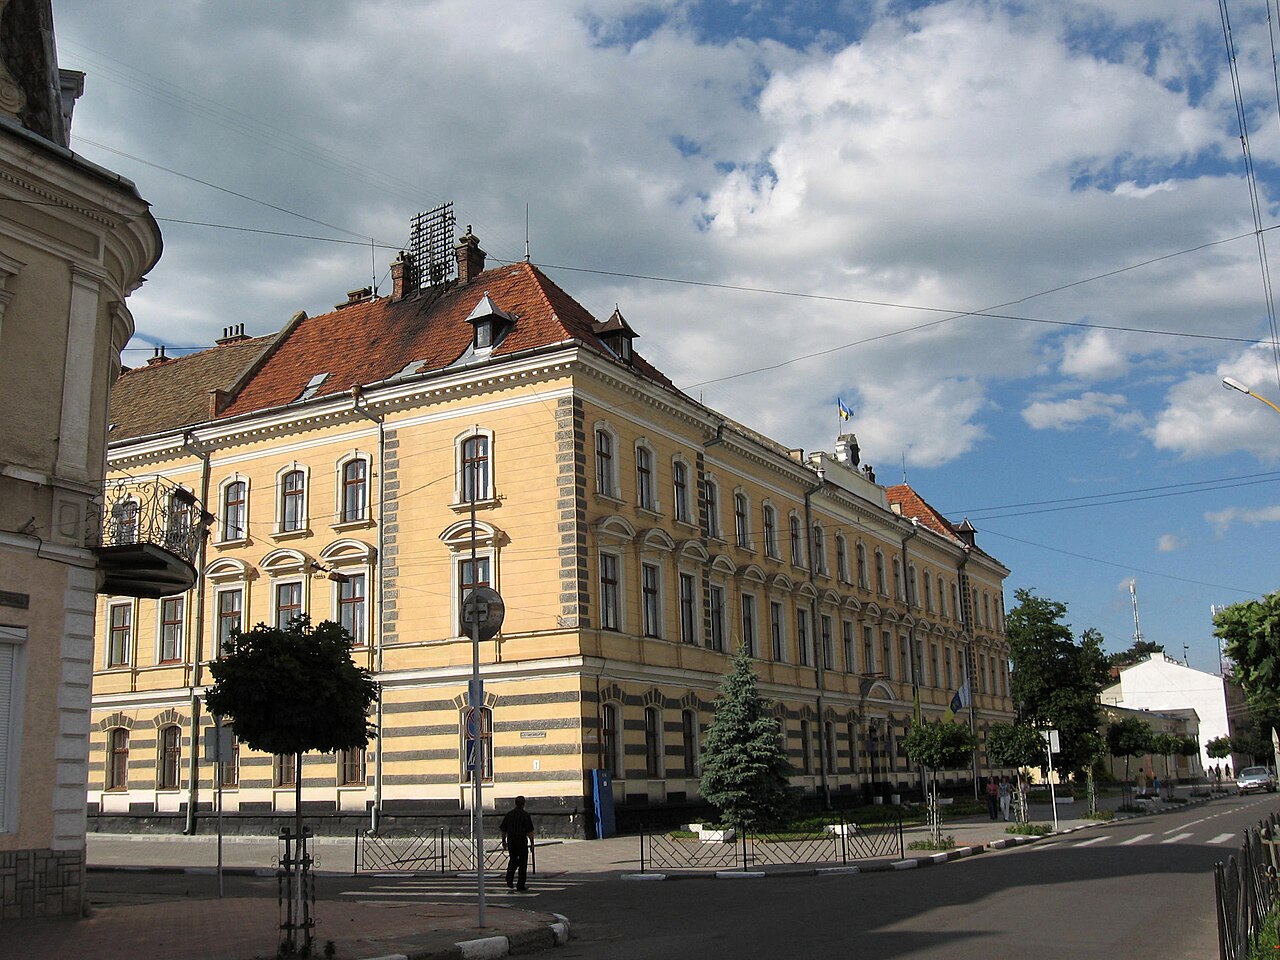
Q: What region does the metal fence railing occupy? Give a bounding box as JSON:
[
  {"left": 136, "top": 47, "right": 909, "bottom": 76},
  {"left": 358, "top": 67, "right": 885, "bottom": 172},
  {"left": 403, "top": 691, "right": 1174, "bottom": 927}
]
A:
[
  {"left": 354, "top": 827, "right": 536, "bottom": 876},
  {"left": 639, "top": 815, "right": 904, "bottom": 872},
  {"left": 1215, "top": 810, "right": 1280, "bottom": 960}
]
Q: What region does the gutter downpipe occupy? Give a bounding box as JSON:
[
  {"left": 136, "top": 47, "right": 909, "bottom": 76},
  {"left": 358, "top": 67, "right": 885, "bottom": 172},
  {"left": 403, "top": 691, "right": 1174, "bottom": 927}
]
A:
[
  {"left": 352, "top": 386, "right": 386, "bottom": 832},
  {"left": 803, "top": 476, "right": 831, "bottom": 809},
  {"left": 182, "top": 431, "right": 211, "bottom": 835}
]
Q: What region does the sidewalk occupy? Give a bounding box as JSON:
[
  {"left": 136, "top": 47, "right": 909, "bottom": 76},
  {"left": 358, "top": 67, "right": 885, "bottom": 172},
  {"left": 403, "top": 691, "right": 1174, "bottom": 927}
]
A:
[{"left": 9, "top": 786, "right": 1220, "bottom": 960}]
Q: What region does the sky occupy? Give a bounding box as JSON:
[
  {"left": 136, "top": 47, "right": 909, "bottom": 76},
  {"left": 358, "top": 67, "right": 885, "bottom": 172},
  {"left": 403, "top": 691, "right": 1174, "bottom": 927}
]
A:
[{"left": 50, "top": 0, "right": 1280, "bottom": 676}]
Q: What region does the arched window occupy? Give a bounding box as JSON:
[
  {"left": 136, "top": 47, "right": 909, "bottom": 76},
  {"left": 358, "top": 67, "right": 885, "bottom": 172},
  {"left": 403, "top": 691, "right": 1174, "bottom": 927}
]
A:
[
  {"left": 836, "top": 535, "right": 849, "bottom": 582},
  {"left": 279, "top": 468, "right": 306, "bottom": 532},
  {"left": 602, "top": 703, "right": 622, "bottom": 778},
  {"left": 763, "top": 504, "right": 778, "bottom": 558},
  {"left": 157, "top": 725, "right": 181, "bottom": 790},
  {"left": 734, "top": 492, "right": 750, "bottom": 548},
  {"left": 847, "top": 722, "right": 859, "bottom": 774},
  {"left": 799, "top": 720, "right": 813, "bottom": 774},
  {"left": 339, "top": 458, "right": 369, "bottom": 523},
  {"left": 875, "top": 551, "right": 887, "bottom": 595},
  {"left": 636, "top": 444, "right": 655, "bottom": 511},
  {"left": 939, "top": 576, "right": 948, "bottom": 618},
  {"left": 221, "top": 479, "right": 247, "bottom": 542},
  {"left": 812, "top": 524, "right": 827, "bottom": 574},
  {"left": 595, "top": 429, "right": 616, "bottom": 498},
  {"left": 924, "top": 572, "right": 933, "bottom": 612},
  {"left": 107, "top": 728, "right": 129, "bottom": 790},
  {"left": 907, "top": 564, "right": 918, "bottom": 607},
  {"left": 461, "top": 434, "right": 490, "bottom": 503},
  {"left": 704, "top": 479, "right": 720, "bottom": 538},
  {"left": 789, "top": 515, "right": 803, "bottom": 566},
  {"left": 893, "top": 558, "right": 903, "bottom": 601},
  {"left": 825, "top": 721, "right": 837, "bottom": 775},
  {"left": 644, "top": 706, "right": 662, "bottom": 777},
  {"left": 856, "top": 542, "right": 868, "bottom": 589},
  {"left": 672, "top": 459, "right": 691, "bottom": 523},
  {"left": 682, "top": 710, "right": 699, "bottom": 777}
]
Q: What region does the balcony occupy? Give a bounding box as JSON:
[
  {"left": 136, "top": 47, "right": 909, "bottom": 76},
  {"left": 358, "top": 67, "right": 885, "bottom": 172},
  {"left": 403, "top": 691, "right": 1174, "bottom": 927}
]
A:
[{"left": 90, "top": 478, "right": 210, "bottom": 598}]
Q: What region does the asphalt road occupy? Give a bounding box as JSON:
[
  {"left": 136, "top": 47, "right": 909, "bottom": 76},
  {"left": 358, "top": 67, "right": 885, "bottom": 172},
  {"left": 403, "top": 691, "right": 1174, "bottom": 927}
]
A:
[{"left": 87, "top": 794, "right": 1280, "bottom": 960}]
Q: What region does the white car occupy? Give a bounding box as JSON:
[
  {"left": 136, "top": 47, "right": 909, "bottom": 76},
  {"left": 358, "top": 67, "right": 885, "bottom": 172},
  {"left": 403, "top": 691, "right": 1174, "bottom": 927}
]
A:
[{"left": 1236, "top": 766, "right": 1277, "bottom": 794}]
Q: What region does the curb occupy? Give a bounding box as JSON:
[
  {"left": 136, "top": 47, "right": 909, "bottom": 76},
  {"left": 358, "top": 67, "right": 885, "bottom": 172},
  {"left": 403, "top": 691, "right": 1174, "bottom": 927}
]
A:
[{"left": 434, "top": 913, "right": 570, "bottom": 960}]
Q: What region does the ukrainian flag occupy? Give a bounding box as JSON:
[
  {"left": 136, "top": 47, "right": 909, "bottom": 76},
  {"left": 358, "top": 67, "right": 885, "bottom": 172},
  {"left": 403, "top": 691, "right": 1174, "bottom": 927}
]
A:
[{"left": 838, "top": 397, "right": 853, "bottom": 420}]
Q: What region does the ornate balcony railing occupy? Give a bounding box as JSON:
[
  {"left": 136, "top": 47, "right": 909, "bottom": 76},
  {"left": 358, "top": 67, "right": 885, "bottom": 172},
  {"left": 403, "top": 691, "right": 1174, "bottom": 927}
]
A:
[{"left": 89, "top": 477, "right": 210, "bottom": 598}]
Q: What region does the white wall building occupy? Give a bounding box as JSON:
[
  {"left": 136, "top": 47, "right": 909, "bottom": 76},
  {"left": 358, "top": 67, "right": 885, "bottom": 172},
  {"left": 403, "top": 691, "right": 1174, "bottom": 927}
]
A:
[{"left": 1101, "top": 653, "right": 1241, "bottom": 776}]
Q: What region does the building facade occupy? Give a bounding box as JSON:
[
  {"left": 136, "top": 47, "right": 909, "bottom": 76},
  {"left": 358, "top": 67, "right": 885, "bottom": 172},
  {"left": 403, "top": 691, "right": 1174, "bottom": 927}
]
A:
[
  {"left": 1102, "top": 652, "right": 1241, "bottom": 776},
  {"left": 87, "top": 228, "right": 1014, "bottom": 836},
  {"left": 0, "top": 0, "right": 198, "bottom": 919}
]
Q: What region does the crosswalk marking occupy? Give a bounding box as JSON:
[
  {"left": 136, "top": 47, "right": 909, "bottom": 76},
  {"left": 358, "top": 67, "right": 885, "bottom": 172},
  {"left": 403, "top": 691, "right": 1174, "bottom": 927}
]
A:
[
  {"left": 342, "top": 875, "right": 595, "bottom": 901},
  {"left": 1120, "top": 834, "right": 1151, "bottom": 845},
  {"left": 1208, "top": 833, "right": 1236, "bottom": 845},
  {"left": 1072, "top": 837, "right": 1106, "bottom": 847},
  {"left": 1160, "top": 832, "right": 1192, "bottom": 844}
]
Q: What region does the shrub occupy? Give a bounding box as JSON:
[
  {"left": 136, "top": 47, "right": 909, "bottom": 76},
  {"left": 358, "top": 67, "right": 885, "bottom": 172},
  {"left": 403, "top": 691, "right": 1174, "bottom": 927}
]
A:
[
  {"left": 908, "top": 835, "right": 956, "bottom": 851},
  {"left": 1006, "top": 822, "right": 1052, "bottom": 836}
]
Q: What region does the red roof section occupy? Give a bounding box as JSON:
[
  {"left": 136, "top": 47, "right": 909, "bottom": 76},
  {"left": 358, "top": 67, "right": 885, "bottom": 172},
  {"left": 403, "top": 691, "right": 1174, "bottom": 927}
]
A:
[
  {"left": 219, "top": 261, "right": 678, "bottom": 419},
  {"left": 884, "top": 484, "right": 960, "bottom": 543}
]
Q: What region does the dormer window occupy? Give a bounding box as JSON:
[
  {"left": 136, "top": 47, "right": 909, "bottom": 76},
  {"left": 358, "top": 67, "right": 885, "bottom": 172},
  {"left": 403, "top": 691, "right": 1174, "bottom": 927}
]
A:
[
  {"left": 593, "top": 307, "right": 638, "bottom": 366},
  {"left": 465, "top": 292, "right": 516, "bottom": 352}
]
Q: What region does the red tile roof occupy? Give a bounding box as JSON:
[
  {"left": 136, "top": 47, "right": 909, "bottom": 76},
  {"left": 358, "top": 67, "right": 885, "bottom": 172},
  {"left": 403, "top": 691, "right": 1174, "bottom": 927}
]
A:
[
  {"left": 219, "top": 261, "right": 678, "bottom": 419},
  {"left": 884, "top": 484, "right": 960, "bottom": 542},
  {"left": 110, "top": 335, "right": 275, "bottom": 441}
]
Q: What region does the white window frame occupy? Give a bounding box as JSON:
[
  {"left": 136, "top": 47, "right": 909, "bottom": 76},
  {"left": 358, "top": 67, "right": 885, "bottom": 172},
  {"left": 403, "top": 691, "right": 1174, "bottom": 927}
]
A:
[
  {"left": 217, "top": 474, "right": 249, "bottom": 544},
  {"left": 454, "top": 427, "right": 496, "bottom": 505},
  {"left": 733, "top": 489, "right": 751, "bottom": 549},
  {"left": 678, "top": 570, "right": 699, "bottom": 645},
  {"left": 273, "top": 579, "right": 305, "bottom": 629},
  {"left": 599, "top": 550, "right": 623, "bottom": 632},
  {"left": 641, "top": 561, "right": 662, "bottom": 639},
  {"left": 106, "top": 600, "right": 134, "bottom": 668},
  {"left": 336, "top": 571, "right": 369, "bottom": 647},
  {"left": 594, "top": 424, "right": 619, "bottom": 500},
  {"left": 703, "top": 476, "right": 721, "bottom": 539},
  {"left": 336, "top": 452, "right": 372, "bottom": 525},
  {"left": 762, "top": 502, "right": 779, "bottom": 559},
  {"left": 707, "top": 583, "right": 726, "bottom": 652},
  {"left": 602, "top": 702, "right": 622, "bottom": 778},
  {"left": 213, "top": 586, "right": 244, "bottom": 656},
  {"left": 275, "top": 462, "right": 309, "bottom": 535},
  {"left": 789, "top": 513, "right": 804, "bottom": 567},
  {"left": 672, "top": 457, "right": 693, "bottom": 525},
  {"left": 836, "top": 534, "right": 849, "bottom": 583},
  {"left": 0, "top": 626, "right": 28, "bottom": 834},
  {"left": 156, "top": 595, "right": 185, "bottom": 664},
  {"left": 812, "top": 523, "right": 827, "bottom": 575},
  {"left": 741, "top": 592, "right": 758, "bottom": 657},
  {"left": 770, "top": 599, "right": 786, "bottom": 662},
  {"left": 635, "top": 441, "right": 658, "bottom": 513}
]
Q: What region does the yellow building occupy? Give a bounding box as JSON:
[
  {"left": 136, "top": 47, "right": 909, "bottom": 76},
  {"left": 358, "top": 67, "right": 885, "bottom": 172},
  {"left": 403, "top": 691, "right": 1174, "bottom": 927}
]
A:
[
  {"left": 88, "top": 222, "right": 1014, "bottom": 836},
  {"left": 1, "top": 0, "right": 196, "bottom": 918}
]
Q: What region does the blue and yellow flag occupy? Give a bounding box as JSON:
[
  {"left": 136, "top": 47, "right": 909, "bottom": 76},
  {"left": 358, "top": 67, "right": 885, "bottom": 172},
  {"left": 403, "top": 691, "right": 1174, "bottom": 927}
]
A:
[
  {"left": 942, "top": 679, "right": 971, "bottom": 723},
  {"left": 837, "top": 397, "right": 853, "bottom": 420}
]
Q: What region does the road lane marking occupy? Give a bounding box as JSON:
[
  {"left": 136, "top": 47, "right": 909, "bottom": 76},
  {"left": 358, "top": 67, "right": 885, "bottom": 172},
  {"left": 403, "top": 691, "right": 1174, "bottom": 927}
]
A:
[
  {"left": 1160, "top": 833, "right": 1193, "bottom": 844},
  {"left": 1120, "top": 834, "right": 1152, "bottom": 845},
  {"left": 1072, "top": 837, "right": 1107, "bottom": 847},
  {"left": 1208, "top": 833, "right": 1236, "bottom": 844}
]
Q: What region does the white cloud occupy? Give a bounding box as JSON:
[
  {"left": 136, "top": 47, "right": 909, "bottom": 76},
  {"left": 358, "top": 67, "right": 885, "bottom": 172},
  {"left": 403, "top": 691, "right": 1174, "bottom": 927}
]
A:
[
  {"left": 1156, "top": 533, "right": 1185, "bottom": 552},
  {"left": 1060, "top": 329, "right": 1129, "bottom": 381},
  {"left": 1022, "top": 391, "right": 1130, "bottom": 430},
  {"left": 1205, "top": 505, "right": 1280, "bottom": 535},
  {"left": 1151, "top": 344, "right": 1280, "bottom": 461}
]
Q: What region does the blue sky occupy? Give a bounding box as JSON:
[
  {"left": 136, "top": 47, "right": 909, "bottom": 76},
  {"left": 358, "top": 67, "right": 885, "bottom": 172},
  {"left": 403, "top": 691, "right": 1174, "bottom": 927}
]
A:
[{"left": 53, "top": 0, "right": 1280, "bottom": 674}]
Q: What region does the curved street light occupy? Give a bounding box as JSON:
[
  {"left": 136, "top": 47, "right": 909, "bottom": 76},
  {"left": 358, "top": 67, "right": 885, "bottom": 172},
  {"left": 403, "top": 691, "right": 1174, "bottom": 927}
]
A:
[{"left": 1222, "top": 377, "right": 1280, "bottom": 416}]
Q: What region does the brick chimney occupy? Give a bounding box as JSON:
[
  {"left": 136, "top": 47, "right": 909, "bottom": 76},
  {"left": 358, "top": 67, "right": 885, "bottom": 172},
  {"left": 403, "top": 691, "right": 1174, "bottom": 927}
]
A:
[
  {"left": 216, "top": 324, "right": 250, "bottom": 346},
  {"left": 336, "top": 287, "right": 372, "bottom": 310},
  {"left": 455, "top": 226, "right": 486, "bottom": 285},
  {"left": 146, "top": 345, "right": 171, "bottom": 365},
  {"left": 390, "top": 251, "right": 414, "bottom": 300}
]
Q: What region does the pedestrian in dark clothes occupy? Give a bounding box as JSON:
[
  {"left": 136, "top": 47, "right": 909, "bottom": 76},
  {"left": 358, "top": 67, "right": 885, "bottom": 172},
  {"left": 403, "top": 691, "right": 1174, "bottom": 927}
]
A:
[
  {"left": 500, "top": 795, "right": 535, "bottom": 890},
  {"left": 985, "top": 777, "right": 999, "bottom": 820}
]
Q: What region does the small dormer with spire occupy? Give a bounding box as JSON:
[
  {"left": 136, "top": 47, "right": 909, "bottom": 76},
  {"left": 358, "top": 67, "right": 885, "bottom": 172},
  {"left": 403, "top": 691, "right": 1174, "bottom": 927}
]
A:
[
  {"left": 955, "top": 517, "right": 977, "bottom": 548},
  {"left": 594, "top": 306, "right": 638, "bottom": 365},
  {"left": 465, "top": 291, "right": 517, "bottom": 352}
]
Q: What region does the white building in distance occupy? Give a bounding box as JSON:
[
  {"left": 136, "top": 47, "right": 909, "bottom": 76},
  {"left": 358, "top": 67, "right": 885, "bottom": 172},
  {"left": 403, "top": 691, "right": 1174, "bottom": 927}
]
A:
[{"left": 1101, "top": 653, "right": 1243, "bottom": 776}]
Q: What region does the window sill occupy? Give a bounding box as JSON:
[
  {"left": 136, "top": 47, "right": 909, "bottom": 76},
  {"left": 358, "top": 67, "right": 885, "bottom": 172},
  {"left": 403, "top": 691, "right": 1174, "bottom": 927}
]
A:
[
  {"left": 594, "top": 491, "right": 624, "bottom": 507},
  {"left": 214, "top": 537, "right": 250, "bottom": 550},
  {"left": 637, "top": 505, "right": 663, "bottom": 520},
  {"left": 331, "top": 518, "right": 375, "bottom": 532},
  {"left": 272, "top": 528, "right": 312, "bottom": 541},
  {"left": 449, "top": 497, "right": 500, "bottom": 513}
]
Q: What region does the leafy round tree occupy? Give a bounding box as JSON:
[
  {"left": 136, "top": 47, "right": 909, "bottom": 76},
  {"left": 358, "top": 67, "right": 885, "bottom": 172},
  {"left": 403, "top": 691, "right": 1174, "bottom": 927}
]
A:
[
  {"left": 1206, "top": 735, "right": 1232, "bottom": 760},
  {"left": 903, "top": 720, "right": 977, "bottom": 844},
  {"left": 205, "top": 616, "right": 379, "bottom": 842},
  {"left": 1106, "top": 716, "right": 1153, "bottom": 804},
  {"left": 985, "top": 722, "right": 1044, "bottom": 822},
  {"left": 699, "top": 647, "right": 795, "bottom": 832}
]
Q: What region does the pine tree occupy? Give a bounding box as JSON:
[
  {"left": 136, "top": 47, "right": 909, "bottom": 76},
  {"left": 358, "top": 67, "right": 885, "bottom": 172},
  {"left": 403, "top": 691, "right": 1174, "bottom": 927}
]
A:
[{"left": 699, "top": 647, "right": 795, "bottom": 831}]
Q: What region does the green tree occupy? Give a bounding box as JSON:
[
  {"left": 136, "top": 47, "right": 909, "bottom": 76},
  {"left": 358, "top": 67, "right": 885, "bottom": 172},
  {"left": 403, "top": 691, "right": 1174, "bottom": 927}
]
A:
[
  {"left": 1107, "top": 716, "right": 1153, "bottom": 803},
  {"left": 699, "top": 647, "right": 795, "bottom": 832},
  {"left": 1006, "top": 590, "right": 1109, "bottom": 779},
  {"left": 1150, "top": 732, "right": 1182, "bottom": 794},
  {"left": 903, "top": 720, "right": 978, "bottom": 844},
  {"left": 1206, "top": 735, "right": 1232, "bottom": 760},
  {"left": 205, "top": 616, "right": 378, "bottom": 858},
  {"left": 1214, "top": 593, "right": 1280, "bottom": 761},
  {"left": 1106, "top": 639, "right": 1165, "bottom": 668}
]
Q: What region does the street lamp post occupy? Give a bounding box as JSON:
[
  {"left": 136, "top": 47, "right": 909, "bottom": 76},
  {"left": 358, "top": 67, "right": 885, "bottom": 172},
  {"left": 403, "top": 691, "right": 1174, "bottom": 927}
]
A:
[{"left": 1222, "top": 377, "right": 1280, "bottom": 415}]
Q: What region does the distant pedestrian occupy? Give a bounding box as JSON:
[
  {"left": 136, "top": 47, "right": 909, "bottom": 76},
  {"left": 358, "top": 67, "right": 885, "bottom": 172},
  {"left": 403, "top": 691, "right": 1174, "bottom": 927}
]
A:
[
  {"left": 500, "top": 795, "right": 535, "bottom": 891},
  {"left": 1225, "top": 764, "right": 1232, "bottom": 780},
  {"left": 1017, "top": 774, "right": 1029, "bottom": 821},
  {"left": 999, "top": 777, "right": 1012, "bottom": 820},
  {"left": 1153, "top": 774, "right": 1162, "bottom": 799},
  {"left": 985, "top": 777, "right": 999, "bottom": 820}
]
